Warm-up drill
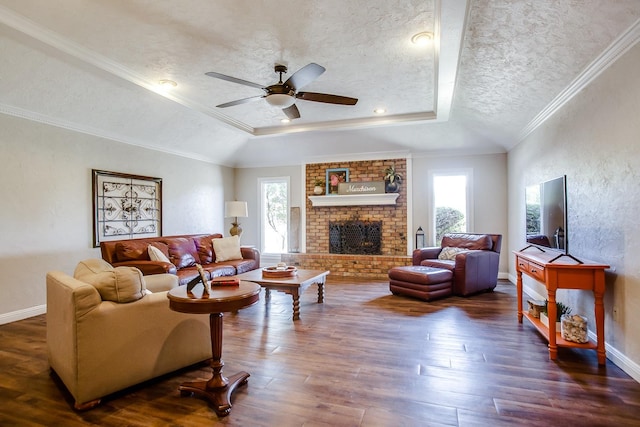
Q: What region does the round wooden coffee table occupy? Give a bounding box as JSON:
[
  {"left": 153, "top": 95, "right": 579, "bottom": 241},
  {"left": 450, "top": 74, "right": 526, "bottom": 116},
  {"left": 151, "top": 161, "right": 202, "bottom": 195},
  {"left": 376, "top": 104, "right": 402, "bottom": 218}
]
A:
[{"left": 167, "top": 281, "right": 260, "bottom": 417}]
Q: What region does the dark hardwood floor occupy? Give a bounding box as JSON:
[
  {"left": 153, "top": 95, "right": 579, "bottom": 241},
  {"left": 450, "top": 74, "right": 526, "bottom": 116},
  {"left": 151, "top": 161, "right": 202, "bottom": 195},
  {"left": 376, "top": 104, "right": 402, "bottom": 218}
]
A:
[{"left": 1, "top": 279, "right": 639, "bottom": 426}]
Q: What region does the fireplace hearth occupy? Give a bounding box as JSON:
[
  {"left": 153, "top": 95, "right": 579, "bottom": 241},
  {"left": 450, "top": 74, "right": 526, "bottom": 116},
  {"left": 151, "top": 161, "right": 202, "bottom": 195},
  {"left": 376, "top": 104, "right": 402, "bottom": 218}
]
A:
[{"left": 329, "top": 220, "right": 382, "bottom": 255}]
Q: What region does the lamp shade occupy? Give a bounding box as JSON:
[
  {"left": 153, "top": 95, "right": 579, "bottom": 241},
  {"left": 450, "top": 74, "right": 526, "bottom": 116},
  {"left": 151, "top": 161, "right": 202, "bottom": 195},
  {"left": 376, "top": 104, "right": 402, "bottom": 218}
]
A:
[{"left": 225, "top": 201, "right": 248, "bottom": 218}]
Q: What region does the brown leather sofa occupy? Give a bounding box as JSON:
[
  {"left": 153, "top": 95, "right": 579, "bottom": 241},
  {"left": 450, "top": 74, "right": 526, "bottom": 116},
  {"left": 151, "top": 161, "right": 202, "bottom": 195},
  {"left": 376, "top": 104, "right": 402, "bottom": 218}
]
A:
[
  {"left": 100, "top": 233, "right": 260, "bottom": 285},
  {"left": 412, "top": 233, "right": 502, "bottom": 296}
]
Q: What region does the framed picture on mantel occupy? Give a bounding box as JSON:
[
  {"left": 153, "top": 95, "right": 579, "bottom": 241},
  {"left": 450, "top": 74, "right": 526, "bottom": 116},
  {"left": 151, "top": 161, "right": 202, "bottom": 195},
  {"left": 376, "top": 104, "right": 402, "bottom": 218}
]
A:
[{"left": 326, "top": 168, "right": 349, "bottom": 195}]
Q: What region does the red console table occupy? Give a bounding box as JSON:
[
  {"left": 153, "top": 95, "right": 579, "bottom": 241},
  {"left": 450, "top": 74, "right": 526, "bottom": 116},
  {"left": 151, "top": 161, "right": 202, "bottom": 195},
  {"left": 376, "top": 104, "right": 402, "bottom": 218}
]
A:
[{"left": 514, "top": 249, "right": 609, "bottom": 365}]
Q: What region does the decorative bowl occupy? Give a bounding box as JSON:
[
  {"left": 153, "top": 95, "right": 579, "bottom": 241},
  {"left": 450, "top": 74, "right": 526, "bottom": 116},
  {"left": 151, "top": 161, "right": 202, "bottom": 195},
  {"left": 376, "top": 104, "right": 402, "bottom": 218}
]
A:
[{"left": 262, "top": 266, "right": 297, "bottom": 278}]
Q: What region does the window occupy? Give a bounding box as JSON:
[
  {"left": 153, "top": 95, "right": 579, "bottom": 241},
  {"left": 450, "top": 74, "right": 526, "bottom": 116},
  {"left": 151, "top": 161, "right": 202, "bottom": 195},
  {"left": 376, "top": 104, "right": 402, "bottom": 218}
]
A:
[
  {"left": 431, "top": 171, "right": 473, "bottom": 245},
  {"left": 259, "top": 177, "right": 289, "bottom": 254}
]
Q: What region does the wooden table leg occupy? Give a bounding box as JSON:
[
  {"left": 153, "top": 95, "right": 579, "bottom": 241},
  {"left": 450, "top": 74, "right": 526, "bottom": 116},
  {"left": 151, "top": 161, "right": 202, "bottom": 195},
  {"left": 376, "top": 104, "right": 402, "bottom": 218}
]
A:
[
  {"left": 291, "top": 291, "right": 300, "bottom": 320},
  {"left": 317, "top": 280, "right": 324, "bottom": 303},
  {"left": 594, "top": 272, "right": 606, "bottom": 365},
  {"left": 516, "top": 270, "right": 523, "bottom": 323},
  {"left": 547, "top": 289, "right": 558, "bottom": 361},
  {"left": 178, "top": 312, "right": 249, "bottom": 417}
]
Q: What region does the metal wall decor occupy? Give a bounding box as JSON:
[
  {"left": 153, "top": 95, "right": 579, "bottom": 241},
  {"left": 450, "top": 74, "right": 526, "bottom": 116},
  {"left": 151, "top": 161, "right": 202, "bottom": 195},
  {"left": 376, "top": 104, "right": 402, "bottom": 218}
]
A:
[{"left": 92, "top": 170, "right": 162, "bottom": 247}]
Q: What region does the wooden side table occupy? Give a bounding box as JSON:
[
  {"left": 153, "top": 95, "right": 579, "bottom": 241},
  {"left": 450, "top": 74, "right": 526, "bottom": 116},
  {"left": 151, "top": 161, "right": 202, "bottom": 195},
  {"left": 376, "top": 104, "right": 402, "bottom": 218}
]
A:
[
  {"left": 514, "top": 249, "right": 609, "bottom": 364},
  {"left": 167, "top": 281, "right": 260, "bottom": 417}
]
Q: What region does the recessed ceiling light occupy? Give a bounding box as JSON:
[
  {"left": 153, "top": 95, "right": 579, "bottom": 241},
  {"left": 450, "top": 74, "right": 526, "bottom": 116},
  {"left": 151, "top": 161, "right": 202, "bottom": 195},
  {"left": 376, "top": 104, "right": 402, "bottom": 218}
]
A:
[
  {"left": 158, "top": 79, "right": 177, "bottom": 88},
  {"left": 281, "top": 118, "right": 291, "bottom": 124},
  {"left": 411, "top": 32, "right": 433, "bottom": 46},
  {"left": 374, "top": 108, "right": 386, "bottom": 114}
]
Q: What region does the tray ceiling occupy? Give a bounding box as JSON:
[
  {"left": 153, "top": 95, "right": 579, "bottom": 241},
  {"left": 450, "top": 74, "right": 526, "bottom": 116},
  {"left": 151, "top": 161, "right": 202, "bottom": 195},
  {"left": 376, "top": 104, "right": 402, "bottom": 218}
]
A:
[{"left": 0, "top": 1, "right": 639, "bottom": 166}]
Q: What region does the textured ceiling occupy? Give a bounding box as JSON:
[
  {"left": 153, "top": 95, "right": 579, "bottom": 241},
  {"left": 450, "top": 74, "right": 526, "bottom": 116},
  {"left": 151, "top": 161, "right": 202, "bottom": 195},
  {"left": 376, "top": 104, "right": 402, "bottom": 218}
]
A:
[{"left": 0, "top": 1, "right": 639, "bottom": 167}]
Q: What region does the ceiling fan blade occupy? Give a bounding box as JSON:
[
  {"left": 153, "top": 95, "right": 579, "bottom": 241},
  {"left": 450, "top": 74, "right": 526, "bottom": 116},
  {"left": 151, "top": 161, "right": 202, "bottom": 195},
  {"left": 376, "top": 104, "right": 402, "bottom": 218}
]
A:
[
  {"left": 284, "top": 63, "right": 325, "bottom": 90},
  {"left": 205, "top": 71, "right": 265, "bottom": 90},
  {"left": 296, "top": 92, "right": 358, "bottom": 105},
  {"left": 283, "top": 104, "right": 301, "bottom": 119},
  {"left": 216, "top": 95, "right": 264, "bottom": 108}
]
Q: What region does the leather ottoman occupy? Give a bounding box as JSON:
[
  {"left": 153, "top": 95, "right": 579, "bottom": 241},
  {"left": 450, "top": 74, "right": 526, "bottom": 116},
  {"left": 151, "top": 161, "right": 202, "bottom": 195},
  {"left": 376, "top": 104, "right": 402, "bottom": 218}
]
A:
[{"left": 388, "top": 266, "right": 453, "bottom": 301}]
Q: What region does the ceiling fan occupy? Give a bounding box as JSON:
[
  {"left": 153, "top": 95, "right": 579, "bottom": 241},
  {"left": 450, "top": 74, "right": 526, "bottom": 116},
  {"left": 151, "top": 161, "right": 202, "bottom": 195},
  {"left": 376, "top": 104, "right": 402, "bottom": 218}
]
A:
[{"left": 205, "top": 63, "right": 358, "bottom": 120}]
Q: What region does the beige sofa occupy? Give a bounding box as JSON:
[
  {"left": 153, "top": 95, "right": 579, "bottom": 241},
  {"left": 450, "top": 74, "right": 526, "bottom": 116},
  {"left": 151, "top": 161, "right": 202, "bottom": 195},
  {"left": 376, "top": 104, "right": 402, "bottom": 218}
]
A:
[{"left": 46, "top": 260, "right": 211, "bottom": 410}]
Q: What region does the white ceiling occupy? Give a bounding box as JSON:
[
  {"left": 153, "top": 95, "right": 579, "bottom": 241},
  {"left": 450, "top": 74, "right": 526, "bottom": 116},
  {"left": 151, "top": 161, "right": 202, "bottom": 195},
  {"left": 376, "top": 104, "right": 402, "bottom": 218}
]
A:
[{"left": 1, "top": 1, "right": 639, "bottom": 167}]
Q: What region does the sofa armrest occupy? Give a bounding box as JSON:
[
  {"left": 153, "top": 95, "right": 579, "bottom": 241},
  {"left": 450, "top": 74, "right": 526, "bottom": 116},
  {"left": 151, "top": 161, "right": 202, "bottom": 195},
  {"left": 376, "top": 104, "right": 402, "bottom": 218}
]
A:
[
  {"left": 112, "top": 260, "right": 177, "bottom": 275},
  {"left": 241, "top": 246, "right": 260, "bottom": 265},
  {"left": 46, "top": 271, "right": 102, "bottom": 395},
  {"left": 412, "top": 247, "right": 442, "bottom": 265},
  {"left": 453, "top": 250, "right": 500, "bottom": 295}
]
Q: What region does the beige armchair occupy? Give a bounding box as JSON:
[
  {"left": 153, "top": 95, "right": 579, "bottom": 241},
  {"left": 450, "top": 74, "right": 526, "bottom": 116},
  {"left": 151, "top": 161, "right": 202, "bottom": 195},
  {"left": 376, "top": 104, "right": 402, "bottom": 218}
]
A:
[{"left": 46, "top": 260, "right": 211, "bottom": 410}]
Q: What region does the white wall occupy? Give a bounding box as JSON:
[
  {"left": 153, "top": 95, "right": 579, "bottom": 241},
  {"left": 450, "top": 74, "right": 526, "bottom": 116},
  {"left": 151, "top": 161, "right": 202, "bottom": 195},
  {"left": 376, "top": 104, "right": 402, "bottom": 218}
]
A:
[
  {"left": 0, "top": 114, "right": 233, "bottom": 322},
  {"left": 232, "top": 165, "right": 304, "bottom": 253},
  {"left": 232, "top": 156, "right": 509, "bottom": 276},
  {"left": 508, "top": 42, "right": 640, "bottom": 377},
  {"left": 412, "top": 153, "right": 509, "bottom": 276}
]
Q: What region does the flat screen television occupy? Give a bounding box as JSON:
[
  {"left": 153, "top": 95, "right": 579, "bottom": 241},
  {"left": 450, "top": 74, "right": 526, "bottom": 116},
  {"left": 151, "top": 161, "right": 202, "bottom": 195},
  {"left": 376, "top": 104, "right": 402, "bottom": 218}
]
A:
[{"left": 525, "top": 175, "right": 567, "bottom": 253}]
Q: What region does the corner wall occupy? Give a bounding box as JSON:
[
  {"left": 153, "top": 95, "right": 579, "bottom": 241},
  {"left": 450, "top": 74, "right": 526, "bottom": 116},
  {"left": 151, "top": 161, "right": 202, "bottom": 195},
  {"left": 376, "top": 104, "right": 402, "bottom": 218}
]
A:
[
  {"left": 508, "top": 42, "right": 640, "bottom": 377},
  {"left": 0, "top": 114, "right": 233, "bottom": 322}
]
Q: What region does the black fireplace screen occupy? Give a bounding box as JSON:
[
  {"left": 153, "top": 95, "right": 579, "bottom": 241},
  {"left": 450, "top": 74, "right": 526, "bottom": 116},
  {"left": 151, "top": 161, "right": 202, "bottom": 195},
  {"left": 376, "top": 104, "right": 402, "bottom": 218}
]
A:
[{"left": 329, "top": 221, "right": 382, "bottom": 255}]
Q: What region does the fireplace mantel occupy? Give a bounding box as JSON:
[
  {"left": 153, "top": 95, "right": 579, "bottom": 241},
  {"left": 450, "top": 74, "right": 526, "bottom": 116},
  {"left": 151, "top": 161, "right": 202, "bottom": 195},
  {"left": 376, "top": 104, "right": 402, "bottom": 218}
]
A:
[{"left": 308, "top": 193, "right": 399, "bottom": 207}]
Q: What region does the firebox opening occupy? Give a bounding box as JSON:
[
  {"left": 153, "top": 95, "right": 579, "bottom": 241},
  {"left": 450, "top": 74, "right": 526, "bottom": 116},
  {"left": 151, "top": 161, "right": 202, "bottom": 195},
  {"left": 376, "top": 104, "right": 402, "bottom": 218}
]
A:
[{"left": 329, "top": 220, "right": 382, "bottom": 255}]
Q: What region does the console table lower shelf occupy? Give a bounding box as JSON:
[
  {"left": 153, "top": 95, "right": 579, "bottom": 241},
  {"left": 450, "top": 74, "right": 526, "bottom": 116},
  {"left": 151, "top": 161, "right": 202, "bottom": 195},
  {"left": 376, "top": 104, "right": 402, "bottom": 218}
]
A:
[{"left": 522, "top": 311, "right": 598, "bottom": 351}]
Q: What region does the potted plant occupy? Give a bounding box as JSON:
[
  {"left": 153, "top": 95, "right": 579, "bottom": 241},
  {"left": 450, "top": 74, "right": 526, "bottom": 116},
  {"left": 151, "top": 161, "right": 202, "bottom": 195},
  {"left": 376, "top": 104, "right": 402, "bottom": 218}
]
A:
[
  {"left": 313, "top": 178, "right": 325, "bottom": 195},
  {"left": 540, "top": 300, "right": 571, "bottom": 329},
  {"left": 384, "top": 165, "right": 403, "bottom": 193}
]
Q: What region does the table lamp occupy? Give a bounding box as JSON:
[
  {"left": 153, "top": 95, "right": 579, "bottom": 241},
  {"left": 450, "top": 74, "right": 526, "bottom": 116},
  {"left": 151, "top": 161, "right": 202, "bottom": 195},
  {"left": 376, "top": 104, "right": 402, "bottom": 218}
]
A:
[{"left": 225, "top": 201, "right": 248, "bottom": 237}]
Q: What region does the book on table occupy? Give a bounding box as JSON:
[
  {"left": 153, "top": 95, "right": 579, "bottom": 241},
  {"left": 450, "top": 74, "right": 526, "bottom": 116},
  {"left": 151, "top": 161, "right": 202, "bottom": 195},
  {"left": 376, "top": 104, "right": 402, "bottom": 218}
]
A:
[{"left": 210, "top": 277, "right": 240, "bottom": 286}]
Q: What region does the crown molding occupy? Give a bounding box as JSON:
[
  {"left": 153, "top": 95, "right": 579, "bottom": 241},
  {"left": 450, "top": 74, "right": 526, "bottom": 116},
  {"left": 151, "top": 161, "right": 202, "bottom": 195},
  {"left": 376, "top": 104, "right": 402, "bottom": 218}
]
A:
[
  {"left": 518, "top": 18, "right": 640, "bottom": 142},
  {"left": 0, "top": 5, "right": 254, "bottom": 135},
  {"left": 0, "top": 3, "right": 465, "bottom": 138},
  {"left": 0, "top": 102, "right": 218, "bottom": 164}
]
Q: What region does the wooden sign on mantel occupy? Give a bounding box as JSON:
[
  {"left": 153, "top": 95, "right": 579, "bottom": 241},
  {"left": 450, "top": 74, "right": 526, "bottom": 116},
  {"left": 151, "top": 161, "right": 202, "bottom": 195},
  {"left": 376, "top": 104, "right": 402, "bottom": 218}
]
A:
[{"left": 338, "top": 181, "right": 385, "bottom": 195}]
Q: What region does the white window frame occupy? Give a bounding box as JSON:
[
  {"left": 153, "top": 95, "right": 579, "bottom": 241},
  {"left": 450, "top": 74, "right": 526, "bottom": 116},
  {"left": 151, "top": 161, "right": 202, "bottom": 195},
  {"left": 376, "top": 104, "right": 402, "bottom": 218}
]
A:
[
  {"left": 258, "top": 176, "right": 290, "bottom": 255},
  {"left": 428, "top": 169, "right": 474, "bottom": 246}
]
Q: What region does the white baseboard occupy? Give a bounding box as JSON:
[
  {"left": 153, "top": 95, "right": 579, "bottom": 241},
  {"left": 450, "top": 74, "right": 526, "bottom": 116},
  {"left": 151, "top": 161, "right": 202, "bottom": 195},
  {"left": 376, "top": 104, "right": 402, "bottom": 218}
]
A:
[
  {"left": 506, "top": 278, "right": 640, "bottom": 383},
  {"left": 600, "top": 336, "right": 640, "bottom": 382},
  {"left": 0, "top": 304, "right": 46, "bottom": 325}
]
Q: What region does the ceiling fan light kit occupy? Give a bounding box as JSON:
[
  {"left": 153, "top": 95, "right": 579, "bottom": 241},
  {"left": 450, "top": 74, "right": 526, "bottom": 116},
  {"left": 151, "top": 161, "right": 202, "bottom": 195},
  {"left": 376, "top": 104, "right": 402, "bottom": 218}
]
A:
[
  {"left": 206, "top": 62, "right": 358, "bottom": 120},
  {"left": 265, "top": 94, "right": 295, "bottom": 108}
]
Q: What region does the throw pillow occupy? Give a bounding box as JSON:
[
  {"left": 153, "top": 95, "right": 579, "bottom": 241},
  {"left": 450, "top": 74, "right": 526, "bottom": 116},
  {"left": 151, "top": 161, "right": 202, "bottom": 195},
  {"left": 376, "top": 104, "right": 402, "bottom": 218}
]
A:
[
  {"left": 438, "top": 246, "right": 468, "bottom": 261},
  {"left": 74, "top": 259, "right": 147, "bottom": 303},
  {"left": 212, "top": 235, "right": 243, "bottom": 263},
  {"left": 148, "top": 244, "right": 171, "bottom": 263}
]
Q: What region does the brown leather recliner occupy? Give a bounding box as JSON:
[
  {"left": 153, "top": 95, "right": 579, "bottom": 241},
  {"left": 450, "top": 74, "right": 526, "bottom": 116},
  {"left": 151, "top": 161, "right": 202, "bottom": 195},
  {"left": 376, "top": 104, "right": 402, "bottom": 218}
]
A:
[{"left": 412, "top": 233, "right": 502, "bottom": 296}]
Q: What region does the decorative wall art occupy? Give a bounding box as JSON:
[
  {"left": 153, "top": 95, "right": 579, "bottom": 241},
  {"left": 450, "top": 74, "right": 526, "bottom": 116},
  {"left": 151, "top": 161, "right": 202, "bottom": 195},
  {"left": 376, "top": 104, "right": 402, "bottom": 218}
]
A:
[
  {"left": 326, "top": 168, "right": 349, "bottom": 195},
  {"left": 92, "top": 170, "right": 162, "bottom": 247}
]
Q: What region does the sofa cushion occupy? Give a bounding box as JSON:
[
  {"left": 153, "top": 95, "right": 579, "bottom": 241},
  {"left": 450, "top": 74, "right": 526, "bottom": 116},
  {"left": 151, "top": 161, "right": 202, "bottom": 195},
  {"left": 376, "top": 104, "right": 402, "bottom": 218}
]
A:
[
  {"left": 166, "top": 238, "right": 200, "bottom": 269},
  {"left": 441, "top": 233, "right": 492, "bottom": 251},
  {"left": 193, "top": 234, "right": 223, "bottom": 264},
  {"left": 115, "top": 241, "right": 151, "bottom": 261},
  {"left": 74, "top": 259, "right": 146, "bottom": 303},
  {"left": 438, "top": 246, "right": 468, "bottom": 260},
  {"left": 212, "top": 236, "right": 243, "bottom": 262},
  {"left": 148, "top": 244, "right": 171, "bottom": 263}
]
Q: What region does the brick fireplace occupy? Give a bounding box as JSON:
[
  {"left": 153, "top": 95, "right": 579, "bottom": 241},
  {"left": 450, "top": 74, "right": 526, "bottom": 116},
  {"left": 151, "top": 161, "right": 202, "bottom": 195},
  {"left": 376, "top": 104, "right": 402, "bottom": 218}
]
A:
[{"left": 281, "top": 159, "right": 412, "bottom": 279}]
